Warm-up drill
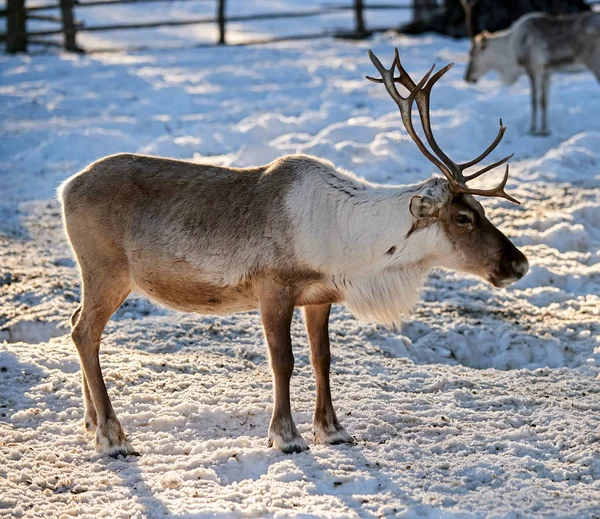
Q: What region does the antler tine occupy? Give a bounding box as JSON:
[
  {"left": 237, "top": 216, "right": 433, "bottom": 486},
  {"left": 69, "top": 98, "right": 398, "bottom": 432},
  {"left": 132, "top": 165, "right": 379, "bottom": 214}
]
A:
[
  {"left": 456, "top": 164, "right": 520, "bottom": 204},
  {"left": 412, "top": 62, "right": 458, "bottom": 183},
  {"left": 367, "top": 49, "right": 455, "bottom": 182},
  {"left": 367, "top": 49, "right": 520, "bottom": 204},
  {"left": 367, "top": 50, "right": 459, "bottom": 184},
  {"left": 463, "top": 152, "right": 513, "bottom": 182},
  {"left": 365, "top": 48, "right": 418, "bottom": 92},
  {"left": 392, "top": 47, "right": 417, "bottom": 91},
  {"left": 366, "top": 50, "right": 397, "bottom": 87},
  {"left": 459, "top": 119, "right": 507, "bottom": 170},
  {"left": 390, "top": 48, "right": 461, "bottom": 186},
  {"left": 366, "top": 48, "right": 423, "bottom": 92}
]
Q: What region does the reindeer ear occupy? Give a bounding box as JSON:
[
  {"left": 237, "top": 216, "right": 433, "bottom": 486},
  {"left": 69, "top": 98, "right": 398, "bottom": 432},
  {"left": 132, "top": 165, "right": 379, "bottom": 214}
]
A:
[
  {"left": 475, "top": 31, "right": 489, "bottom": 47},
  {"left": 409, "top": 194, "right": 443, "bottom": 220}
]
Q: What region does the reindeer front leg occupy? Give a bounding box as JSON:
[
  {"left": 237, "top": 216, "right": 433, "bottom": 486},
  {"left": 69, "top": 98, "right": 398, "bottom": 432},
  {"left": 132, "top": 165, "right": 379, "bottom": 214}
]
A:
[
  {"left": 304, "top": 304, "right": 354, "bottom": 445},
  {"left": 527, "top": 69, "right": 539, "bottom": 135},
  {"left": 540, "top": 71, "right": 551, "bottom": 136},
  {"left": 260, "top": 285, "right": 309, "bottom": 453}
]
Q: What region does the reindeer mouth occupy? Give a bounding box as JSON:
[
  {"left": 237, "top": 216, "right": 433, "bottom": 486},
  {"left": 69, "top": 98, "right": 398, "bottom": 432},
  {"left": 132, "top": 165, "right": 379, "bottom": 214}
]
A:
[
  {"left": 488, "top": 257, "right": 528, "bottom": 288},
  {"left": 489, "top": 275, "right": 519, "bottom": 289}
]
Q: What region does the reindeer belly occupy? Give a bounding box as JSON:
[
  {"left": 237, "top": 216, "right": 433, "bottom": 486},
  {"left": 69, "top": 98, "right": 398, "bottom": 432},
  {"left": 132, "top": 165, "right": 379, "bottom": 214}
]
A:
[
  {"left": 551, "top": 61, "right": 586, "bottom": 73},
  {"left": 130, "top": 266, "right": 258, "bottom": 315}
]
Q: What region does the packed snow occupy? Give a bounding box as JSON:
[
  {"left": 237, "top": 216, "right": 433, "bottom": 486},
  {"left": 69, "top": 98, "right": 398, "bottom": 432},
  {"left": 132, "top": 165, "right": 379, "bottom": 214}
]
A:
[{"left": 1, "top": 16, "right": 600, "bottom": 519}]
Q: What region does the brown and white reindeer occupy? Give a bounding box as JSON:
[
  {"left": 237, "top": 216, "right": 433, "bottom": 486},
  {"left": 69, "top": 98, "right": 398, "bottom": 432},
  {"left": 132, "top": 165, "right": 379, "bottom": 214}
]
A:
[
  {"left": 59, "top": 49, "right": 528, "bottom": 457},
  {"left": 464, "top": 11, "right": 600, "bottom": 135}
]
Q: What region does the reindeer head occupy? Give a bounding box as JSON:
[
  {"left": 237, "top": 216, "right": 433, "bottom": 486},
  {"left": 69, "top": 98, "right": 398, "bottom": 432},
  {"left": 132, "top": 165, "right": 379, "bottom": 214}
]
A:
[
  {"left": 465, "top": 31, "right": 494, "bottom": 83},
  {"left": 367, "top": 49, "right": 528, "bottom": 288}
]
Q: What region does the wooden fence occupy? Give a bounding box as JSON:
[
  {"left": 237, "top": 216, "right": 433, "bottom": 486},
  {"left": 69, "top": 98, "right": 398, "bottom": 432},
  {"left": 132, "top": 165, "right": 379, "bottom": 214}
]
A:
[{"left": 1, "top": 0, "right": 418, "bottom": 54}]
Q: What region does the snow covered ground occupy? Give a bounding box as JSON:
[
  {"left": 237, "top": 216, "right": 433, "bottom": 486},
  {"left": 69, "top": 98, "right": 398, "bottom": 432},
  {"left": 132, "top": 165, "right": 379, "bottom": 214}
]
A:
[{"left": 1, "top": 21, "right": 600, "bottom": 519}]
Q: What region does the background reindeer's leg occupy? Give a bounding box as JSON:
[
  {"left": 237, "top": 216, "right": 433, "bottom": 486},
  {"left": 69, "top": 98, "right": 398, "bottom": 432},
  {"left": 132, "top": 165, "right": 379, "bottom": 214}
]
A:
[
  {"left": 260, "top": 288, "right": 308, "bottom": 453},
  {"left": 72, "top": 267, "right": 135, "bottom": 456},
  {"left": 540, "top": 71, "right": 551, "bottom": 136},
  {"left": 582, "top": 49, "right": 600, "bottom": 82},
  {"left": 304, "top": 304, "right": 353, "bottom": 445},
  {"left": 527, "top": 70, "right": 539, "bottom": 135}
]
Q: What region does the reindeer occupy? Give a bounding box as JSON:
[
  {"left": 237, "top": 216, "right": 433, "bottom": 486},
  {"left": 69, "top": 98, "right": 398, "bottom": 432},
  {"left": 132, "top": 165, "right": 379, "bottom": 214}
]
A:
[
  {"left": 465, "top": 11, "right": 600, "bottom": 135},
  {"left": 59, "top": 49, "right": 528, "bottom": 457}
]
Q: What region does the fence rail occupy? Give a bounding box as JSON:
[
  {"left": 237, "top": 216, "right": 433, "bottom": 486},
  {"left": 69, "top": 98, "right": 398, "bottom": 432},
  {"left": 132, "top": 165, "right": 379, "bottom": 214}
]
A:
[{"left": 2, "top": 0, "right": 417, "bottom": 53}]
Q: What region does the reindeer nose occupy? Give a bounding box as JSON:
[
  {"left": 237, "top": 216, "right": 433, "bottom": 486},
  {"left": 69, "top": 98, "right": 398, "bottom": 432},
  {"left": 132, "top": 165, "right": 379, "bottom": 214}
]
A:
[{"left": 512, "top": 257, "right": 529, "bottom": 280}]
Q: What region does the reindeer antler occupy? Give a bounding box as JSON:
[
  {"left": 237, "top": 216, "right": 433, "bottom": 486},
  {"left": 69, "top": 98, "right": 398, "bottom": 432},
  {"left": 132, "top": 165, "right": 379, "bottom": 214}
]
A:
[
  {"left": 459, "top": 0, "right": 477, "bottom": 40},
  {"left": 366, "top": 48, "right": 519, "bottom": 204}
]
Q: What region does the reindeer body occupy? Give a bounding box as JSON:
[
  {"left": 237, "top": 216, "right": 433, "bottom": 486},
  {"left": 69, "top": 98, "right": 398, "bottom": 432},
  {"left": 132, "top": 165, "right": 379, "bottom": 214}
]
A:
[
  {"left": 61, "top": 51, "right": 529, "bottom": 457},
  {"left": 63, "top": 153, "right": 301, "bottom": 317},
  {"left": 465, "top": 12, "right": 600, "bottom": 135},
  {"left": 63, "top": 153, "right": 448, "bottom": 325}
]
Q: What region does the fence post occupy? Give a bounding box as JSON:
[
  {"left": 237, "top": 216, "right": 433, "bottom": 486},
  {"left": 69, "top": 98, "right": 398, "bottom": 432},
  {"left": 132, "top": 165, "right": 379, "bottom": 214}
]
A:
[
  {"left": 6, "top": 0, "right": 27, "bottom": 54},
  {"left": 354, "top": 0, "right": 366, "bottom": 37},
  {"left": 60, "top": 0, "right": 79, "bottom": 52},
  {"left": 217, "top": 0, "right": 226, "bottom": 44}
]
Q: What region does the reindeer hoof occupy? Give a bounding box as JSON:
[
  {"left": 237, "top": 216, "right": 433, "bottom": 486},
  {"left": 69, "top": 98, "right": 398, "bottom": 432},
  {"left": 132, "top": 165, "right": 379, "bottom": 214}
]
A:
[
  {"left": 267, "top": 432, "right": 309, "bottom": 454},
  {"left": 268, "top": 418, "right": 309, "bottom": 454},
  {"left": 95, "top": 418, "right": 137, "bottom": 457},
  {"left": 530, "top": 129, "right": 550, "bottom": 137},
  {"left": 314, "top": 423, "right": 355, "bottom": 445},
  {"left": 109, "top": 447, "right": 141, "bottom": 459},
  {"left": 97, "top": 437, "right": 139, "bottom": 458}
]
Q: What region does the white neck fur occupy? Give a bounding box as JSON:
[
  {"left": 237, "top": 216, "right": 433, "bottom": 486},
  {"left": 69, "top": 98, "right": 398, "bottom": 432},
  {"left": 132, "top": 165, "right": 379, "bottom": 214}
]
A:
[
  {"left": 287, "top": 159, "right": 453, "bottom": 326},
  {"left": 488, "top": 33, "right": 521, "bottom": 85}
]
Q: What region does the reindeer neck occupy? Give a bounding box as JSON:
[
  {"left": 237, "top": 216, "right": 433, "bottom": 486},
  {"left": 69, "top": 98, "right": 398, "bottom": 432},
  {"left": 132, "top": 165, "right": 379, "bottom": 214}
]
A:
[
  {"left": 490, "top": 34, "right": 521, "bottom": 84},
  {"left": 286, "top": 165, "right": 447, "bottom": 279},
  {"left": 331, "top": 180, "right": 444, "bottom": 275}
]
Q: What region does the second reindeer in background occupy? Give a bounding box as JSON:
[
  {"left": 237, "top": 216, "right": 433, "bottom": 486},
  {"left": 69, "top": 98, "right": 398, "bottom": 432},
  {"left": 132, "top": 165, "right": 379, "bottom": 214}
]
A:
[{"left": 465, "top": 11, "right": 600, "bottom": 136}]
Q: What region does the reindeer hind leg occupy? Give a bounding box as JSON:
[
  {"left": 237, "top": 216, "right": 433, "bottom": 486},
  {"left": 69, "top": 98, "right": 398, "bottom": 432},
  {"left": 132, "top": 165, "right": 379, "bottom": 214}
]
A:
[
  {"left": 71, "top": 259, "right": 134, "bottom": 456},
  {"left": 69, "top": 304, "right": 99, "bottom": 433}
]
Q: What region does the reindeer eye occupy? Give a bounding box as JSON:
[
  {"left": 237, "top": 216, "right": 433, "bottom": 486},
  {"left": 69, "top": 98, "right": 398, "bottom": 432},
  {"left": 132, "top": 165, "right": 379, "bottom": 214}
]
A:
[{"left": 456, "top": 213, "right": 472, "bottom": 225}]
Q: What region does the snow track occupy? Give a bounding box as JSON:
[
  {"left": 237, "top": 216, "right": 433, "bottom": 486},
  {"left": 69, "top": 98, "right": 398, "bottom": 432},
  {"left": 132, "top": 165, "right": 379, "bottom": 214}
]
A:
[{"left": 1, "top": 31, "right": 600, "bottom": 518}]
